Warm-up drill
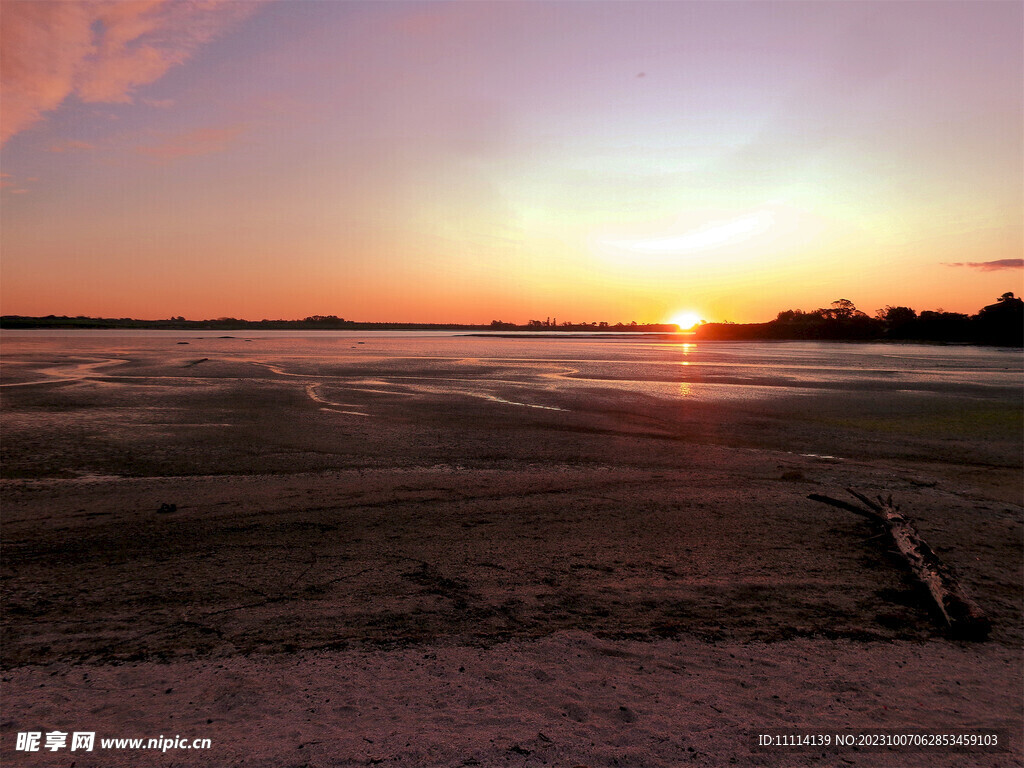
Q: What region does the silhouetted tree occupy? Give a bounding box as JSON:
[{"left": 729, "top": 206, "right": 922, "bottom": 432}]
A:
[
  {"left": 776, "top": 309, "right": 806, "bottom": 322},
  {"left": 878, "top": 306, "right": 916, "bottom": 325},
  {"left": 824, "top": 299, "right": 858, "bottom": 320},
  {"left": 975, "top": 292, "right": 1024, "bottom": 345},
  {"left": 916, "top": 310, "right": 971, "bottom": 341},
  {"left": 875, "top": 306, "right": 917, "bottom": 339}
]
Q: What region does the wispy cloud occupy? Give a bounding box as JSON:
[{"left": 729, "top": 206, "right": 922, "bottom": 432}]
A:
[
  {"left": 47, "top": 140, "right": 97, "bottom": 153},
  {"left": 143, "top": 98, "right": 176, "bottom": 109},
  {"left": 0, "top": 1, "right": 258, "bottom": 146},
  {"left": 1, "top": 172, "right": 29, "bottom": 194},
  {"left": 600, "top": 211, "right": 776, "bottom": 257},
  {"left": 136, "top": 124, "right": 246, "bottom": 161},
  {"left": 944, "top": 259, "right": 1024, "bottom": 271}
]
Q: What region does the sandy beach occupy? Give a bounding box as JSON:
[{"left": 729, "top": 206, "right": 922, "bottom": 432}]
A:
[{"left": 1, "top": 333, "right": 1021, "bottom": 766}]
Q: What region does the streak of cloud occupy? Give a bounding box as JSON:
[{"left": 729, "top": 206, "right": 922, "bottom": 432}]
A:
[
  {"left": 943, "top": 259, "right": 1024, "bottom": 271},
  {"left": 601, "top": 211, "right": 776, "bottom": 256},
  {"left": 0, "top": 1, "right": 257, "bottom": 146},
  {"left": 1, "top": 173, "right": 29, "bottom": 194},
  {"left": 47, "top": 140, "right": 97, "bottom": 153},
  {"left": 136, "top": 124, "right": 247, "bottom": 161}
]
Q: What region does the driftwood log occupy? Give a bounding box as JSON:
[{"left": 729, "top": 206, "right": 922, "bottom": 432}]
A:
[{"left": 809, "top": 489, "right": 991, "bottom": 640}]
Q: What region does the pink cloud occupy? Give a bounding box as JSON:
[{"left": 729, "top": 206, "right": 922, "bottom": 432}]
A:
[
  {"left": 136, "top": 124, "right": 246, "bottom": 160},
  {"left": 0, "top": 1, "right": 257, "bottom": 146},
  {"left": 944, "top": 259, "right": 1024, "bottom": 271}
]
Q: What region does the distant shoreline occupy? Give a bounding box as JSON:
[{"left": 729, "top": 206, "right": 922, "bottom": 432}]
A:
[
  {"left": 0, "top": 327, "right": 1001, "bottom": 347},
  {"left": 0, "top": 316, "right": 677, "bottom": 333},
  {"left": 2, "top": 298, "right": 1021, "bottom": 346}
]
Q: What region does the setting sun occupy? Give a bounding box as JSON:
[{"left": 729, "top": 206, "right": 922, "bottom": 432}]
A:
[{"left": 670, "top": 312, "right": 703, "bottom": 331}]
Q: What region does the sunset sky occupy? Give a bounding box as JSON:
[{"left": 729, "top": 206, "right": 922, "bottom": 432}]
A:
[{"left": 1, "top": 0, "right": 1021, "bottom": 324}]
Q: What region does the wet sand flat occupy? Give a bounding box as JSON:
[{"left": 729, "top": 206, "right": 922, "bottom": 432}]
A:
[{"left": 1, "top": 333, "right": 1021, "bottom": 766}]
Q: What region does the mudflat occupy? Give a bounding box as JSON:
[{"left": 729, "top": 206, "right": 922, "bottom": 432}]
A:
[{"left": 1, "top": 334, "right": 1021, "bottom": 766}]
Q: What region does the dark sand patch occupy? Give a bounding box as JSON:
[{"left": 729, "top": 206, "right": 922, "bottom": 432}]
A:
[{"left": 1, "top": 464, "right": 1020, "bottom": 668}]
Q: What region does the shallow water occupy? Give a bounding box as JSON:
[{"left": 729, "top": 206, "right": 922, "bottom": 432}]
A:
[{"left": 2, "top": 331, "right": 1020, "bottom": 409}]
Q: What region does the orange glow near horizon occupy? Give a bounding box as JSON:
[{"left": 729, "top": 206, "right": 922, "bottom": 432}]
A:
[{"left": 0, "top": 1, "right": 1021, "bottom": 323}]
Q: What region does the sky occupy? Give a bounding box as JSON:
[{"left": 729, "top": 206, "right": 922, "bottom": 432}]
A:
[{"left": 1, "top": 0, "right": 1021, "bottom": 324}]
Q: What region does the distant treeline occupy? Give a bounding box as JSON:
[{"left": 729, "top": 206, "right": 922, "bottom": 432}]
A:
[
  {"left": 695, "top": 294, "right": 1023, "bottom": 346},
  {"left": 0, "top": 314, "right": 678, "bottom": 334},
  {"left": 2, "top": 294, "right": 1020, "bottom": 345}
]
